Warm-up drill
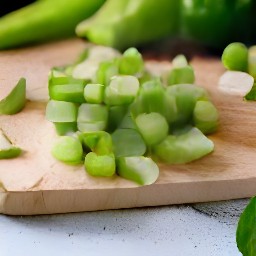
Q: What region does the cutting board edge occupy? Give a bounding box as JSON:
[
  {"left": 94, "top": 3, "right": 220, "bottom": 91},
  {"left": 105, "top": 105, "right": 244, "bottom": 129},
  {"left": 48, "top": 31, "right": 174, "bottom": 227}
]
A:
[{"left": 1, "top": 178, "right": 255, "bottom": 216}]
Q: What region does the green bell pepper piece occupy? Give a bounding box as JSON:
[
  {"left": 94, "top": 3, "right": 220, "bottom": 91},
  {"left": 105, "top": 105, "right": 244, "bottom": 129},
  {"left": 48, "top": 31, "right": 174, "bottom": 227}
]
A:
[
  {"left": 45, "top": 100, "right": 78, "bottom": 135},
  {"left": 111, "top": 128, "right": 146, "bottom": 158},
  {"left": 130, "top": 79, "right": 177, "bottom": 125},
  {"left": 116, "top": 156, "right": 159, "bottom": 185},
  {"left": 166, "top": 83, "right": 208, "bottom": 128},
  {"left": 0, "top": 78, "right": 26, "bottom": 115},
  {"left": 77, "top": 103, "right": 108, "bottom": 132},
  {"left": 221, "top": 42, "right": 248, "bottom": 72},
  {"left": 153, "top": 127, "right": 214, "bottom": 164},
  {"left": 51, "top": 135, "right": 83, "bottom": 165},
  {"left": 78, "top": 131, "right": 113, "bottom": 155},
  {"left": 193, "top": 100, "right": 219, "bottom": 135},
  {"left": 135, "top": 112, "right": 169, "bottom": 146},
  {"left": 107, "top": 105, "right": 129, "bottom": 132},
  {"left": 84, "top": 152, "right": 116, "bottom": 177}
]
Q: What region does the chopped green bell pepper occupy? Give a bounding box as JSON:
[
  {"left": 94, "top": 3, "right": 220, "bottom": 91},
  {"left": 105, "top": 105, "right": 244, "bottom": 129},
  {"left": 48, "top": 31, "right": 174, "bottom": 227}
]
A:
[{"left": 0, "top": 78, "right": 26, "bottom": 115}]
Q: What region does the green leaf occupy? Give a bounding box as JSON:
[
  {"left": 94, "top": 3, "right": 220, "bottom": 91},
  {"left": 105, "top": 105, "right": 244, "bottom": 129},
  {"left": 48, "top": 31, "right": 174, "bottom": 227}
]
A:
[{"left": 236, "top": 196, "right": 256, "bottom": 256}]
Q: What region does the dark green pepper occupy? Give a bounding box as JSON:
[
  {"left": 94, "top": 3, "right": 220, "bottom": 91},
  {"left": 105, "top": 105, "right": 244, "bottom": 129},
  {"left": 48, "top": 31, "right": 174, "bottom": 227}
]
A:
[{"left": 180, "top": 0, "right": 256, "bottom": 49}]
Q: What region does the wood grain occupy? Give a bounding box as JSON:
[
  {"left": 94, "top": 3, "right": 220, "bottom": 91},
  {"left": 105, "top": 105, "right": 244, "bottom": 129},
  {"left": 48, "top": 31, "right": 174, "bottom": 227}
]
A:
[{"left": 1, "top": 39, "right": 256, "bottom": 215}]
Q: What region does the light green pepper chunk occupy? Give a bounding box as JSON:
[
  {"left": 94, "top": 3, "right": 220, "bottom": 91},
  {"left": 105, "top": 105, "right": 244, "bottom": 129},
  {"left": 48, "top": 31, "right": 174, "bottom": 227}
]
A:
[
  {"left": 130, "top": 79, "right": 177, "bottom": 124},
  {"left": 84, "top": 83, "right": 104, "bottom": 104},
  {"left": 84, "top": 152, "right": 115, "bottom": 177},
  {"left": 193, "top": 100, "right": 219, "bottom": 135},
  {"left": 51, "top": 136, "right": 83, "bottom": 165},
  {"left": 172, "top": 54, "right": 188, "bottom": 68},
  {"left": 166, "top": 84, "right": 208, "bottom": 128},
  {"left": 45, "top": 100, "right": 78, "bottom": 135},
  {"left": 167, "top": 66, "right": 195, "bottom": 85},
  {"left": 111, "top": 128, "right": 146, "bottom": 157},
  {"left": 46, "top": 100, "right": 78, "bottom": 122},
  {"left": 116, "top": 156, "right": 159, "bottom": 185},
  {"left": 104, "top": 75, "right": 139, "bottom": 106},
  {"left": 49, "top": 83, "right": 86, "bottom": 103},
  {"left": 135, "top": 112, "right": 169, "bottom": 146},
  {"left": 78, "top": 131, "right": 113, "bottom": 155},
  {"left": 95, "top": 60, "right": 119, "bottom": 86},
  {"left": 77, "top": 103, "right": 108, "bottom": 132},
  {"left": 221, "top": 42, "right": 248, "bottom": 72},
  {"left": 118, "top": 47, "right": 144, "bottom": 76},
  {"left": 153, "top": 127, "right": 214, "bottom": 164}
]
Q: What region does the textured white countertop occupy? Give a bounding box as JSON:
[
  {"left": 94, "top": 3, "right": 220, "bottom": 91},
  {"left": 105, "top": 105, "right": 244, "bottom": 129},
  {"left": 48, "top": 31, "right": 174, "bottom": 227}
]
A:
[{"left": 0, "top": 199, "right": 248, "bottom": 256}]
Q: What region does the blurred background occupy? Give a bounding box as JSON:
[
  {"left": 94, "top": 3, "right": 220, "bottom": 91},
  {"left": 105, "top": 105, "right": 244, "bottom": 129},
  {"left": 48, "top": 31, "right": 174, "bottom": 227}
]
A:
[{"left": 0, "top": 0, "right": 255, "bottom": 55}]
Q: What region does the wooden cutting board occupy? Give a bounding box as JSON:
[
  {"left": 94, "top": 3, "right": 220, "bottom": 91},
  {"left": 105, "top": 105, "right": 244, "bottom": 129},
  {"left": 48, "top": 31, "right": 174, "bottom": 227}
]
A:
[{"left": 1, "top": 38, "right": 256, "bottom": 216}]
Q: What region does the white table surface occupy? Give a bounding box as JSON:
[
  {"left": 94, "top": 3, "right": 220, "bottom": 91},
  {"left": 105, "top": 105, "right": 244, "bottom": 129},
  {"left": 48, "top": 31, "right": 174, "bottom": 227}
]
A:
[{"left": 0, "top": 199, "right": 249, "bottom": 256}]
